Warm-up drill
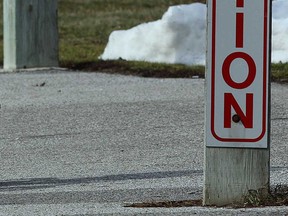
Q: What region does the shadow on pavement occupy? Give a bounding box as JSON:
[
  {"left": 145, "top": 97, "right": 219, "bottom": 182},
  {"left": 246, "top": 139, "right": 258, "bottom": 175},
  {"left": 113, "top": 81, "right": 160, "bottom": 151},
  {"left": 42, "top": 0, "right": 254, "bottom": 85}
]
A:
[{"left": 0, "top": 170, "right": 203, "bottom": 191}]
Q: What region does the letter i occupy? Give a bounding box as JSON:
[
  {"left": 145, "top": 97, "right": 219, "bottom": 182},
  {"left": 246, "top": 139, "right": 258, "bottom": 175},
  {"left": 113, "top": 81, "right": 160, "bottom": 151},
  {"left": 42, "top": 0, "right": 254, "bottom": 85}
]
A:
[{"left": 236, "top": 0, "right": 244, "bottom": 48}]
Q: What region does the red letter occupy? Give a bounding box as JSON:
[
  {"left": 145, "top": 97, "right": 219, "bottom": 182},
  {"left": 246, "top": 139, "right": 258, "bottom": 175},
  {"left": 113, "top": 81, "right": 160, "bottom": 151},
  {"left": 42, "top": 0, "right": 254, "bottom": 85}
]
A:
[
  {"left": 236, "top": 0, "right": 244, "bottom": 8},
  {"left": 222, "top": 52, "right": 256, "bottom": 89},
  {"left": 236, "top": 13, "right": 244, "bottom": 48},
  {"left": 224, "top": 93, "right": 253, "bottom": 128}
]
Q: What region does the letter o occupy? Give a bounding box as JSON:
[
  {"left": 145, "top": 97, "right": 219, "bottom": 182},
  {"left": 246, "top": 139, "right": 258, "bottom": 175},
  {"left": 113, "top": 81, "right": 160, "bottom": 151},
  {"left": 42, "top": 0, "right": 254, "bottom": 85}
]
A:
[{"left": 222, "top": 52, "right": 256, "bottom": 89}]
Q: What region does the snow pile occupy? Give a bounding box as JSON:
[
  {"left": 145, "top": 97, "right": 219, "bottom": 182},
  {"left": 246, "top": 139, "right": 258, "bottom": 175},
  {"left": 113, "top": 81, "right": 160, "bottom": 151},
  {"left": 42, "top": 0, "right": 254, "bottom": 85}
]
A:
[
  {"left": 100, "top": 1, "right": 288, "bottom": 65},
  {"left": 100, "top": 3, "right": 206, "bottom": 65}
]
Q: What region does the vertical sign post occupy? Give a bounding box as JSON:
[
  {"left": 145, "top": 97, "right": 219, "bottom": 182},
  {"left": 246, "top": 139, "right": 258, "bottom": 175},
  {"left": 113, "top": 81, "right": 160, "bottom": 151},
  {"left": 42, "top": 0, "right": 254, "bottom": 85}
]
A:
[
  {"left": 3, "top": 0, "right": 59, "bottom": 71},
  {"left": 204, "top": 0, "right": 271, "bottom": 205}
]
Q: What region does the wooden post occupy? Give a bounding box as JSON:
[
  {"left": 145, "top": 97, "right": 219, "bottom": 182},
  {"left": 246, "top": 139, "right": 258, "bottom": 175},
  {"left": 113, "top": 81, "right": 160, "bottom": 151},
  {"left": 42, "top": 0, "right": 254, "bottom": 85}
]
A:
[
  {"left": 203, "top": 0, "right": 271, "bottom": 206},
  {"left": 3, "top": 0, "right": 59, "bottom": 70},
  {"left": 204, "top": 148, "right": 270, "bottom": 205}
]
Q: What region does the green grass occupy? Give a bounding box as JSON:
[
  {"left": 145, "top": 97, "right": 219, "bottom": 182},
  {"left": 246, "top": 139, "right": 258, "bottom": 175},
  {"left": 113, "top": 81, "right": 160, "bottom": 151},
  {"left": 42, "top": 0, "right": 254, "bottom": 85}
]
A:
[
  {"left": 271, "top": 63, "right": 288, "bottom": 82},
  {"left": 57, "top": 0, "right": 204, "bottom": 64},
  {"left": 0, "top": 0, "right": 287, "bottom": 81},
  {"left": 57, "top": 0, "right": 206, "bottom": 78}
]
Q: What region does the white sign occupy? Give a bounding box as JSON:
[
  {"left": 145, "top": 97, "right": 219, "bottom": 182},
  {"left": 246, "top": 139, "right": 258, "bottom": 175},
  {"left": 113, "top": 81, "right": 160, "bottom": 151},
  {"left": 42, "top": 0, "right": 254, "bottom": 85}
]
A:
[{"left": 206, "top": 0, "right": 271, "bottom": 148}]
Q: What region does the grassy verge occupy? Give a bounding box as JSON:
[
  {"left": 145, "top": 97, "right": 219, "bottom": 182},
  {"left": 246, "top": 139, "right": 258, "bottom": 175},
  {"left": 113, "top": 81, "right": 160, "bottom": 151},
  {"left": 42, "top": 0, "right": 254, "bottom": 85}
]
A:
[
  {"left": 58, "top": 0, "right": 206, "bottom": 79},
  {"left": 0, "top": 0, "right": 287, "bottom": 81},
  {"left": 57, "top": 0, "right": 205, "bottom": 64},
  {"left": 271, "top": 63, "right": 288, "bottom": 82}
]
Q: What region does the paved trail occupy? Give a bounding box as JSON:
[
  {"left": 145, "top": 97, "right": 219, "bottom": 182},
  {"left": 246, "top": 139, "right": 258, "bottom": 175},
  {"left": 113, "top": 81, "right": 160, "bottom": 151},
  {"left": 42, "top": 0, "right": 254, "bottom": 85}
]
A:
[{"left": 0, "top": 70, "right": 287, "bottom": 215}]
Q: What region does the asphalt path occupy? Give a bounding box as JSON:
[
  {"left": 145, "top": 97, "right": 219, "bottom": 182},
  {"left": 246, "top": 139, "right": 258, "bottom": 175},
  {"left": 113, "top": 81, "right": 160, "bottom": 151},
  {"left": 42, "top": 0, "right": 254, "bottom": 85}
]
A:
[{"left": 0, "top": 69, "right": 287, "bottom": 215}]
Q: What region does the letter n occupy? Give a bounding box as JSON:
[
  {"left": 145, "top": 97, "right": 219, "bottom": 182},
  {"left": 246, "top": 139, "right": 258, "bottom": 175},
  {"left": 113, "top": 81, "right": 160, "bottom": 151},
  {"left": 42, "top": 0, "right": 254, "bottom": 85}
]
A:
[{"left": 224, "top": 93, "right": 253, "bottom": 128}]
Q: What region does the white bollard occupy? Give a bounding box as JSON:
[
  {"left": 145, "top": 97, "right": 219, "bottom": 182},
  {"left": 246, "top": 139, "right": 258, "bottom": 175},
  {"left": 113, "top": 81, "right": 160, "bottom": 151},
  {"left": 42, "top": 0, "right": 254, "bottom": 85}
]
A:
[{"left": 3, "top": 0, "right": 59, "bottom": 71}]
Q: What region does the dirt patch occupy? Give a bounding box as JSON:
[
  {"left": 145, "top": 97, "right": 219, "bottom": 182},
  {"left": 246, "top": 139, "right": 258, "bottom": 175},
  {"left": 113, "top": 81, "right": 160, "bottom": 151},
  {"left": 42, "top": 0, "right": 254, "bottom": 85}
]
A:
[
  {"left": 124, "top": 199, "right": 202, "bottom": 208},
  {"left": 124, "top": 186, "right": 288, "bottom": 208},
  {"left": 62, "top": 60, "right": 205, "bottom": 79},
  {"left": 62, "top": 60, "right": 288, "bottom": 84}
]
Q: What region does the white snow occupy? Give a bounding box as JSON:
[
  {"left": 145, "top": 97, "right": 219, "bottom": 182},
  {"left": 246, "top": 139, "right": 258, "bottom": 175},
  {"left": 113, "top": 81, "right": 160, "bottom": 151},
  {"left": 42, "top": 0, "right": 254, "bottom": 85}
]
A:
[{"left": 100, "top": 1, "right": 288, "bottom": 65}]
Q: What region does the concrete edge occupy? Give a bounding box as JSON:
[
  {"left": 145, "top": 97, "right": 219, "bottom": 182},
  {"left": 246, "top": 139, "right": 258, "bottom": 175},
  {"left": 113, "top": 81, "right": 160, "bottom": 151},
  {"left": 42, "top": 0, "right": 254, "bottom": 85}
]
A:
[{"left": 0, "top": 67, "right": 68, "bottom": 74}]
